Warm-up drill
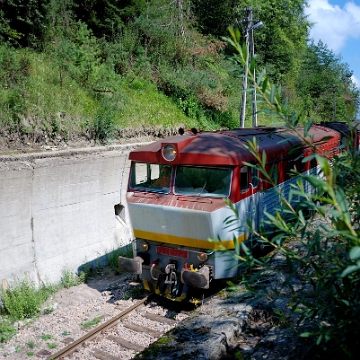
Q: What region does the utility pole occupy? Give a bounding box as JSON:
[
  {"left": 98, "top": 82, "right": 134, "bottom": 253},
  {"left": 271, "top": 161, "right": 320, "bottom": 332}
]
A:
[
  {"left": 333, "top": 86, "right": 336, "bottom": 121},
  {"left": 250, "top": 24, "right": 257, "bottom": 127},
  {"left": 239, "top": 7, "right": 252, "bottom": 128},
  {"left": 239, "top": 7, "right": 263, "bottom": 128}
]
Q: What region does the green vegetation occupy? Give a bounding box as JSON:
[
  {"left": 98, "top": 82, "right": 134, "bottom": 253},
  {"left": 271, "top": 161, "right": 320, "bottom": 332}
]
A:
[
  {"left": 0, "top": 279, "right": 55, "bottom": 321},
  {"left": 134, "top": 334, "right": 175, "bottom": 359},
  {"left": 0, "top": 247, "right": 126, "bottom": 344},
  {"left": 216, "top": 31, "right": 360, "bottom": 359},
  {"left": 122, "top": 284, "right": 146, "bottom": 300},
  {"left": 0, "top": 0, "right": 357, "bottom": 145},
  {"left": 26, "top": 340, "right": 36, "bottom": 349},
  {"left": 41, "top": 334, "right": 52, "bottom": 341},
  {"left": 0, "top": 318, "right": 16, "bottom": 343},
  {"left": 106, "top": 246, "right": 133, "bottom": 273},
  {"left": 81, "top": 316, "right": 102, "bottom": 328},
  {"left": 40, "top": 334, "right": 57, "bottom": 350},
  {"left": 60, "top": 268, "right": 87, "bottom": 288}
]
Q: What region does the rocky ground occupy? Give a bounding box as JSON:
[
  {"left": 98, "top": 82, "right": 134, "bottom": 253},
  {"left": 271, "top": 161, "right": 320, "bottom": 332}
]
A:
[
  {"left": 0, "top": 254, "right": 330, "bottom": 360},
  {"left": 0, "top": 269, "right": 187, "bottom": 360}
]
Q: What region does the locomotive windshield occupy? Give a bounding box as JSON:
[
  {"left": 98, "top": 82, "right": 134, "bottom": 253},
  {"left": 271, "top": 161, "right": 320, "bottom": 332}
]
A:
[
  {"left": 175, "top": 166, "right": 231, "bottom": 197},
  {"left": 129, "top": 162, "right": 232, "bottom": 197},
  {"left": 130, "top": 162, "right": 172, "bottom": 193}
]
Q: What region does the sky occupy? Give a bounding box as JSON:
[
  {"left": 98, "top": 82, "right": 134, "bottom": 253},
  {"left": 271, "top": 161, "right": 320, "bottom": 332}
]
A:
[{"left": 305, "top": 0, "right": 360, "bottom": 87}]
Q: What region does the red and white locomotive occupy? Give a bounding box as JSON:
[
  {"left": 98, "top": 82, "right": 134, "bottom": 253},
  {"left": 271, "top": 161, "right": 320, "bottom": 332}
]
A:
[{"left": 119, "top": 122, "right": 359, "bottom": 301}]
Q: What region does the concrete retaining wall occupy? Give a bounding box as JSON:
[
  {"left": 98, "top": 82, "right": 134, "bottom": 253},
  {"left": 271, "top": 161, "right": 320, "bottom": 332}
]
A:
[{"left": 0, "top": 144, "right": 146, "bottom": 288}]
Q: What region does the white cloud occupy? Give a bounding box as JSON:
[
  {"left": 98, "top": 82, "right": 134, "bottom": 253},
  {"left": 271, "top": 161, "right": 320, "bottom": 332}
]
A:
[
  {"left": 306, "top": 0, "right": 360, "bottom": 53},
  {"left": 352, "top": 74, "right": 360, "bottom": 88}
]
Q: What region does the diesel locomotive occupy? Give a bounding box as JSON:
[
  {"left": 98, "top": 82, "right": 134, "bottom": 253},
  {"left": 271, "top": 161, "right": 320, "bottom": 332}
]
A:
[{"left": 119, "top": 122, "right": 359, "bottom": 301}]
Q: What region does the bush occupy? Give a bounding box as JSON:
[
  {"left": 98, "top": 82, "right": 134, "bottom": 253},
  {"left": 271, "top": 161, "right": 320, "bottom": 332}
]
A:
[
  {"left": 229, "top": 144, "right": 360, "bottom": 358},
  {"left": 216, "top": 30, "right": 360, "bottom": 359},
  {"left": 0, "top": 279, "right": 55, "bottom": 320}
]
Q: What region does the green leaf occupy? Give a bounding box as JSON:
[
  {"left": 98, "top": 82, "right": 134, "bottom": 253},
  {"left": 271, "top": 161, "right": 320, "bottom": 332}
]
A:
[
  {"left": 316, "top": 155, "right": 331, "bottom": 178},
  {"left": 349, "top": 246, "right": 360, "bottom": 261},
  {"left": 302, "top": 175, "right": 330, "bottom": 193},
  {"left": 316, "top": 334, "right": 323, "bottom": 345},
  {"left": 300, "top": 332, "right": 313, "bottom": 338},
  {"left": 340, "top": 264, "right": 360, "bottom": 278},
  {"left": 304, "top": 120, "right": 312, "bottom": 136},
  {"left": 261, "top": 77, "right": 268, "bottom": 92},
  {"left": 270, "top": 85, "right": 276, "bottom": 103}
]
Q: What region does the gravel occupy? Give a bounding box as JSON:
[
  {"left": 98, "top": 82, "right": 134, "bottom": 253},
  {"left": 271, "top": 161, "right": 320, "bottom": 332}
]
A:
[{"left": 0, "top": 273, "right": 188, "bottom": 360}]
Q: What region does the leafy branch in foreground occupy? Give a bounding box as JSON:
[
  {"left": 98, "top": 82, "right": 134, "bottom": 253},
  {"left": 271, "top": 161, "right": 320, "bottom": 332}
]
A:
[{"left": 215, "top": 29, "right": 360, "bottom": 359}]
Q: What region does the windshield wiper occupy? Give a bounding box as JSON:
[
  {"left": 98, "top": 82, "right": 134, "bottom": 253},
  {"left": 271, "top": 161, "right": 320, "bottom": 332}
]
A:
[{"left": 197, "top": 172, "right": 212, "bottom": 196}]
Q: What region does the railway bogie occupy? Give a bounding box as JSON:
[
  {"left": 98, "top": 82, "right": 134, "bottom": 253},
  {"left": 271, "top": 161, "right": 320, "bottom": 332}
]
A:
[{"left": 119, "top": 121, "right": 360, "bottom": 301}]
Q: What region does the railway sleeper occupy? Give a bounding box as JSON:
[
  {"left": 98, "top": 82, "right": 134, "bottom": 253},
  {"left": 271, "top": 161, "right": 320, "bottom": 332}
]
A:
[
  {"left": 92, "top": 348, "right": 123, "bottom": 360},
  {"left": 122, "top": 321, "right": 162, "bottom": 337},
  {"left": 107, "top": 335, "right": 146, "bottom": 352}
]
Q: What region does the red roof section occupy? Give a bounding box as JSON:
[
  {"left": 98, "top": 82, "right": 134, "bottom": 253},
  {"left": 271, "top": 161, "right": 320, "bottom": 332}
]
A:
[{"left": 129, "top": 126, "right": 340, "bottom": 166}]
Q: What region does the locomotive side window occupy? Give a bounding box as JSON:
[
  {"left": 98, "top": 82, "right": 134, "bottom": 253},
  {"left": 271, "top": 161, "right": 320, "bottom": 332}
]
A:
[
  {"left": 251, "top": 167, "right": 259, "bottom": 188},
  {"left": 240, "top": 166, "right": 258, "bottom": 191},
  {"left": 130, "top": 162, "right": 149, "bottom": 186},
  {"left": 130, "top": 162, "right": 172, "bottom": 193},
  {"left": 240, "top": 166, "right": 248, "bottom": 191},
  {"left": 287, "top": 159, "right": 295, "bottom": 176},
  {"left": 175, "top": 166, "right": 231, "bottom": 197}
]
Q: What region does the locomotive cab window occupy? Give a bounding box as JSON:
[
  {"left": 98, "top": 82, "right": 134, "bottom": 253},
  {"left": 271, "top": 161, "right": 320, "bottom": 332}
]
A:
[
  {"left": 175, "top": 166, "right": 231, "bottom": 197},
  {"left": 130, "top": 162, "right": 172, "bottom": 193}
]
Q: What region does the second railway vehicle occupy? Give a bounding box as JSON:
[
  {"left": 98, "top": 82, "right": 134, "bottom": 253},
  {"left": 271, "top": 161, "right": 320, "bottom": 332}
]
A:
[{"left": 119, "top": 122, "right": 359, "bottom": 301}]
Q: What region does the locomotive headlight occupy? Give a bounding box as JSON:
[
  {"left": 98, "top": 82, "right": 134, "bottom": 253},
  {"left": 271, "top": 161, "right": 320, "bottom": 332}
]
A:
[
  {"left": 162, "top": 144, "right": 177, "bottom": 161},
  {"left": 197, "top": 252, "right": 208, "bottom": 262},
  {"left": 140, "top": 242, "right": 149, "bottom": 251}
]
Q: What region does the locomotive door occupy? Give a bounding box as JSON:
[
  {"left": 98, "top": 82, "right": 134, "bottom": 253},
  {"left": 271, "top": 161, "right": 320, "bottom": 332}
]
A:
[
  {"left": 249, "top": 167, "right": 260, "bottom": 237},
  {"left": 240, "top": 166, "right": 260, "bottom": 238}
]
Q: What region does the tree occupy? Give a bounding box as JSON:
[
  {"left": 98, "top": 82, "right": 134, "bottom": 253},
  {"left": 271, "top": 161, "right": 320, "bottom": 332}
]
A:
[
  {"left": 297, "top": 41, "right": 359, "bottom": 121},
  {"left": 191, "top": 0, "right": 238, "bottom": 37},
  {"left": 238, "top": 0, "right": 310, "bottom": 85},
  {"left": 0, "top": 0, "right": 51, "bottom": 48},
  {"left": 71, "top": 0, "right": 147, "bottom": 40}
]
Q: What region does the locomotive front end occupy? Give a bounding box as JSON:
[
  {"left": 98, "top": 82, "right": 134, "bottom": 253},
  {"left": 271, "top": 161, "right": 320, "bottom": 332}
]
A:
[
  {"left": 119, "top": 125, "right": 346, "bottom": 301},
  {"left": 118, "top": 132, "right": 245, "bottom": 301}
]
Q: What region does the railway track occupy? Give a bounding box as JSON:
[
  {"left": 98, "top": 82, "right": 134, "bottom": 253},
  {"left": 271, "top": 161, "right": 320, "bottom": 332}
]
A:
[{"left": 47, "top": 294, "right": 183, "bottom": 360}]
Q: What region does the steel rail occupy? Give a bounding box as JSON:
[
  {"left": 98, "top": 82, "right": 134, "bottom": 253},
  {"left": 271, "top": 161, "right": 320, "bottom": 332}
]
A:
[{"left": 49, "top": 295, "right": 151, "bottom": 360}]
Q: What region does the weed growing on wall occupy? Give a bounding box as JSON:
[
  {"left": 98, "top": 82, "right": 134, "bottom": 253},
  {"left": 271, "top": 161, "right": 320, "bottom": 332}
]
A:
[
  {"left": 60, "top": 268, "right": 87, "bottom": 289},
  {"left": 106, "top": 246, "right": 133, "bottom": 273}
]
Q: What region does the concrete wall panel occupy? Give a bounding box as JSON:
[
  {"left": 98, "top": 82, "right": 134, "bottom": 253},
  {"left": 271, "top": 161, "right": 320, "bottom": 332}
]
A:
[{"left": 0, "top": 143, "right": 148, "bottom": 288}]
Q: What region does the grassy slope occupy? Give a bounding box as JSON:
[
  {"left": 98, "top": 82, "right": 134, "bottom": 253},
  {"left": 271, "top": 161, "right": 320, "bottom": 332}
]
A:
[
  {"left": 0, "top": 48, "right": 283, "bottom": 141},
  {"left": 0, "top": 50, "right": 197, "bottom": 138}
]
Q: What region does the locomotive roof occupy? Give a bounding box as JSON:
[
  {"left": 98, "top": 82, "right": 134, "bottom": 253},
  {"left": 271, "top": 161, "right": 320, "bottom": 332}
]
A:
[
  {"left": 129, "top": 125, "right": 339, "bottom": 166},
  {"left": 319, "top": 121, "right": 360, "bottom": 137}
]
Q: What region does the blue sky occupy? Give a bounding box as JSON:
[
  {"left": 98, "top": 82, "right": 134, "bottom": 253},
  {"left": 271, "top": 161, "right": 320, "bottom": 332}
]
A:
[{"left": 305, "top": 0, "right": 360, "bottom": 87}]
